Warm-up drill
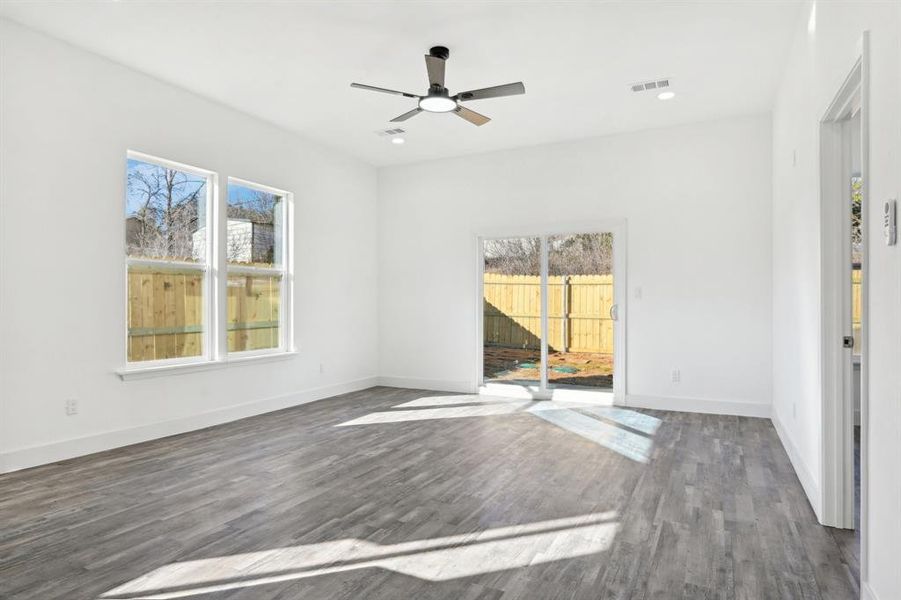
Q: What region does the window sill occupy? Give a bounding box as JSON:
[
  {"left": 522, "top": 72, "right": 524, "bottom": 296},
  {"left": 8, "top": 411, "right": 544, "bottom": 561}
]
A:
[{"left": 116, "top": 350, "right": 298, "bottom": 381}]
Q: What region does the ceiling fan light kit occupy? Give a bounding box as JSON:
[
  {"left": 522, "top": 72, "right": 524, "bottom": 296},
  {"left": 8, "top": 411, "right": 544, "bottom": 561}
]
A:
[{"left": 350, "top": 45, "right": 525, "bottom": 126}]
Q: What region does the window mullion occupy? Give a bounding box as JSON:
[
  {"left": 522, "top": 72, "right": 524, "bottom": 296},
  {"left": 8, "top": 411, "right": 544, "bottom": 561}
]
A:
[
  {"left": 126, "top": 258, "right": 207, "bottom": 271},
  {"left": 226, "top": 266, "right": 285, "bottom": 277},
  {"left": 213, "top": 174, "right": 228, "bottom": 362}
]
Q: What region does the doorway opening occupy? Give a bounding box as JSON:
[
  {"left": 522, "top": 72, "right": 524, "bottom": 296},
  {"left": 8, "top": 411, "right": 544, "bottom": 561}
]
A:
[
  {"left": 819, "top": 37, "right": 868, "bottom": 593},
  {"left": 478, "top": 225, "right": 625, "bottom": 401}
]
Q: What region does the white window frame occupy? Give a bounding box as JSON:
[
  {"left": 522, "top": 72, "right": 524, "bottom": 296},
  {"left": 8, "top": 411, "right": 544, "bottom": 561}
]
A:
[
  {"left": 474, "top": 220, "right": 628, "bottom": 404},
  {"left": 223, "top": 177, "right": 294, "bottom": 358},
  {"left": 123, "top": 151, "right": 217, "bottom": 370},
  {"left": 118, "top": 155, "right": 295, "bottom": 380}
]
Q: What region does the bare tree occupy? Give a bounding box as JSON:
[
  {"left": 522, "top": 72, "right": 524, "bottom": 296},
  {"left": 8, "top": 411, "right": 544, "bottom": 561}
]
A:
[
  {"left": 484, "top": 233, "right": 612, "bottom": 275},
  {"left": 225, "top": 190, "right": 279, "bottom": 264},
  {"left": 483, "top": 238, "right": 541, "bottom": 275},
  {"left": 851, "top": 175, "right": 862, "bottom": 266},
  {"left": 127, "top": 164, "right": 205, "bottom": 260},
  {"left": 548, "top": 233, "right": 613, "bottom": 275},
  {"left": 227, "top": 190, "right": 277, "bottom": 224}
]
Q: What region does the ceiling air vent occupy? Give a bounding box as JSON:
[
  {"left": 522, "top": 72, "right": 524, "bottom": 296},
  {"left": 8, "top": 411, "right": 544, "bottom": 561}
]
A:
[
  {"left": 375, "top": 128, "right": 406, "bottom": 137},
  {"left": 630, "top": 79, "right": 671, "bottom": 93}
]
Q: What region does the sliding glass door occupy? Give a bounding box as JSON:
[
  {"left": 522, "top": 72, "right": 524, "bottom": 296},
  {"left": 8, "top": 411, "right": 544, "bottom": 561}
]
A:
[
  {"left": 482, "top": 237, "right": 543, "bottom": 386},
  {"left": 481, "top": 229, "right": 621, "bottom": 396},
  {"left": 547, "top": 233, "right": 615, "bottom": 390}
]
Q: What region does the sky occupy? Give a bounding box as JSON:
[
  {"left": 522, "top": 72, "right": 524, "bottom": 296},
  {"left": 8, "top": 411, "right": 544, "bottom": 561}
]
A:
[{"left": 125, "top": 158, "right": 278, "bottom": 221}]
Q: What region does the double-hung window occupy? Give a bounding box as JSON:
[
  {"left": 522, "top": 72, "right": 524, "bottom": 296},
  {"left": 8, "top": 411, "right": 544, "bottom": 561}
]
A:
[
  {"left": 124, "top": 152, "right": 292, "bottom": 372},
  {"left": 225, "top": 178, "right": 290, "bottom": 355},
  {"left": 125, "top": 153, "right": 214, "bottom": 365}
]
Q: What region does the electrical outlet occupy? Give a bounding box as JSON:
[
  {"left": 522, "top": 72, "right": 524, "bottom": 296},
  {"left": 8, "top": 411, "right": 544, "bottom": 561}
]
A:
[
  {"left": 671, "top": 369, "right": 680, "bottom": 383},
  {"left": 65, "top": 399, "right": 78, "bottom": 416},
  {"left": 319, "top": 363, "right": 325, "bottom": 374},
  {"left": 634, "top": 286, "right": 643, "bottom": 300}
]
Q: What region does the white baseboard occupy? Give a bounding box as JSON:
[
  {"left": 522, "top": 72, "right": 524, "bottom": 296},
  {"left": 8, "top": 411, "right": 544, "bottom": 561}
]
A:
[
  {"left": 771, "top": 409, "right": 822, "bottom": 521},
  {"left": 624, "top": 394, "right": 771, "bottom": 418},
  {"left": 377, "top": 376, "right": 476, "bottom": 394},
  {"left": 0, "top": 376, "right": 379, "bottom": 474},
  {"left": 377, "top": 380, "right": 770, "bottom": 419},
  {"left": 862, "top": 581, "right": 880, "bottom": 600}
]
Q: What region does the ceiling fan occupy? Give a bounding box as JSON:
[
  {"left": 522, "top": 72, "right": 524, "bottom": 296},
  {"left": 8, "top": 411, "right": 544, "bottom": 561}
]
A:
[{"left": 350, "top": 46, "right": 525, "bottom": 126}]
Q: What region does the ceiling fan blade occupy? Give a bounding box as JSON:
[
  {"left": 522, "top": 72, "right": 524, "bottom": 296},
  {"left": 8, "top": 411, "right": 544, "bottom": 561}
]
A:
[
  {"left": 350, "top": 83, "right": 419, "bottom": 99},
  {"left": 425, "top": 54, "right": 446, "bottom": 88},
  {"left": 455, "top": 82, "right": 525, "bottom": 102},
  {"left": 454, "top": 106, "right": 490, "bottom": 126},
  {"left": 390, "top": 108, "right": 423, "bottom": 122}
]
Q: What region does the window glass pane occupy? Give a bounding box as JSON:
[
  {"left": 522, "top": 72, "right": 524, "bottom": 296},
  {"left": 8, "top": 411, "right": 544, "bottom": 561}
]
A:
[
  {"left": 126, "top": 159, "right": 208, "bottom": 261},
  {"left": 227, "top": 183, "right": 283, "bottom": 268},
  {"left": 482, "top": 237, "right": 542, "bottom": 385},
  {"left": 851, "top": 175, "right": 862, "bottom": 355},
  {"left": 127, "top": 266, "right": 204, "bottom": 362},
  {"left": 547, "top": 233, "right": 614, "bottom": 390},
  {"left": 227, "top": 274, "right": 281, "bottom": 352}
]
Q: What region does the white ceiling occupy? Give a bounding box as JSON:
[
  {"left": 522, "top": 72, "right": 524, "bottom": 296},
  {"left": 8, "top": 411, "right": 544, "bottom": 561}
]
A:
[{"left": 0, "top": 1, "right": 803, "bottom": 166}]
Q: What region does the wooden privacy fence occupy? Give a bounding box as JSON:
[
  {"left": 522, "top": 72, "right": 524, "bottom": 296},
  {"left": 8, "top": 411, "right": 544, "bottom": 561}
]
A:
[
  {"left": 483, "top": 273, "right": 614, "bottom": 354},
  {"left": 127, "top": 267, "right": 280, "bottom": 362}
]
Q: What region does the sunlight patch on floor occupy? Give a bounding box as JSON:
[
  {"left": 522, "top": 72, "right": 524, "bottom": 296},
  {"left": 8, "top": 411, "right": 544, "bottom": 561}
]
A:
[
  {"left": 527, "top": 403, "right": 654, "bottom": 463},
  {"left": 392, "top": 394, "right": 522, "bottom": 408},
  {"left": 334, "top": 400, "right": 531, "bottom": 426},
  {"left": 102, "top": 512, "right": 619, "bottom": 599},
  {"left": 578, "top": 405, "right": 662, "bottom": 436},
  {"left": 334, "top": 395, "right": 657, "bottom": 463}
]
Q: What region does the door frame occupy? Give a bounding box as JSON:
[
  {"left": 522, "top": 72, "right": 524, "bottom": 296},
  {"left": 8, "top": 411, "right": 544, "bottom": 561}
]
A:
[
  {"left": 474, "top": 219, "right": 627, "bottom": 402},
  {"left": 818, "top": 31, "right": 868, "bottom": 571}
]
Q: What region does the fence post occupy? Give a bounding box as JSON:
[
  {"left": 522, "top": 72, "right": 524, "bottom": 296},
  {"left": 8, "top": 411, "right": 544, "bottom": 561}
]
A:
[{"left": 562, "top": 275, "right": 569, "bottom": 352}]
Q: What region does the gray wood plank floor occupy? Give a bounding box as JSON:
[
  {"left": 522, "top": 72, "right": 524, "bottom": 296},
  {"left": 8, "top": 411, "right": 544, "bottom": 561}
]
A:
[{"left": 0, "top": 387, "right": 858, "bottom": 600}]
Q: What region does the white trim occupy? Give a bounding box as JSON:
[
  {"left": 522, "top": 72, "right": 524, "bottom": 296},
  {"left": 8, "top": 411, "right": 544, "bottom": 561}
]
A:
[
  {"left": 0, "top": 376, "right": 379, "bottom": 474},
  {"left": 381, "top": 378, "right": 768, "bottom": 419},
  {"left": 539, "top": 237, "right": 549, "bottom": 391},
  {"left": 818, "top": 54, "right": 863, "bottom": 530},
  {"left": 817, "top": 37, "right": 870, "bottom": 577},
  {"left": 859, "top": 32, "right": 871, "bottom": 583},
  {"left": 125, "top": 258, "right": 206, "bottom": 271},
  {"left": 224, "top": 177, "right": 294, "bottom": 356},
  {"left": 377, "top": 376, "right": 476, "bottom": 394},
  {"left": 479, "top": 382, "right": 617, "bottom": 405},
  {"left": 772, "top": 409, "right": 823, "bottom": 521},
  {"left": 213, "top": 165, "right": 228, "bottom": 360},
  {"left": 862, "top": 581, "right": 880, "bottom": 600},
  {"left": 116, "top": 349, "right": 298, "bottom": 380},
  {"left": 226, "top": 265, "right": 284, "bottom": 277},
  {"left": 625, "top": 394, "right": 771, "bottom": 419},
  {"left": 227, "top": 176, "right": 289, "bottom": 197},
  {"left": 125, "top": 150, "right": 217, "bottom": 368},
  {"left": 474, "top": 219, "right": 628, "bottom": 402},
  {"left": 127, "top": 150, "right": 216, "bottom": 178},
  {"left": 474, "top": 219, "right": 629, "bottom": 240}
]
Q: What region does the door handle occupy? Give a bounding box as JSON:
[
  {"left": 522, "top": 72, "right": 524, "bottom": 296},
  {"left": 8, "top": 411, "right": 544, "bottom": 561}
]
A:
[{"left": 609, "top": 304, "right": 619, "bottom": 321}]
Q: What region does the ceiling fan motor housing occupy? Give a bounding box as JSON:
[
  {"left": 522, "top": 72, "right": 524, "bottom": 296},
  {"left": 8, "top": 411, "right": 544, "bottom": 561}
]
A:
[{"left": 429, "top": 46, "right": 450, "bottom": 61}]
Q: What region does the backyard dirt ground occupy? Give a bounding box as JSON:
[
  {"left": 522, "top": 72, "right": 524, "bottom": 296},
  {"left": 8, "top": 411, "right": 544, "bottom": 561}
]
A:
[{"left": 483, "top": 346, "right": 613, "bottom": 388}]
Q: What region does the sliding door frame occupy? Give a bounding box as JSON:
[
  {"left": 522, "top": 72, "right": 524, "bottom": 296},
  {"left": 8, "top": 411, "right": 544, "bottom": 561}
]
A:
[{"left": 475, "top": 219, "right": 627, "bottom": 402}]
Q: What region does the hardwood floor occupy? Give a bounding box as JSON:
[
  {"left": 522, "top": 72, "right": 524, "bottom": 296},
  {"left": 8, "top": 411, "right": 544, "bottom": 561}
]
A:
[{"left": 0, "top": 387, "right": 858, "bottom": 599}]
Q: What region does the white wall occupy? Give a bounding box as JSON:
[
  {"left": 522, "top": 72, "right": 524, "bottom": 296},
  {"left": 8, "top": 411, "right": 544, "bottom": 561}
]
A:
[
  {"left": 0, "top": 19, "right": 379, "bottom": 471},
  {"left": 378, "top": 115, "right": 773, "bottom": 415},
  {"left": 771, "top": 3, "right": 901, "bottom": 599}
]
